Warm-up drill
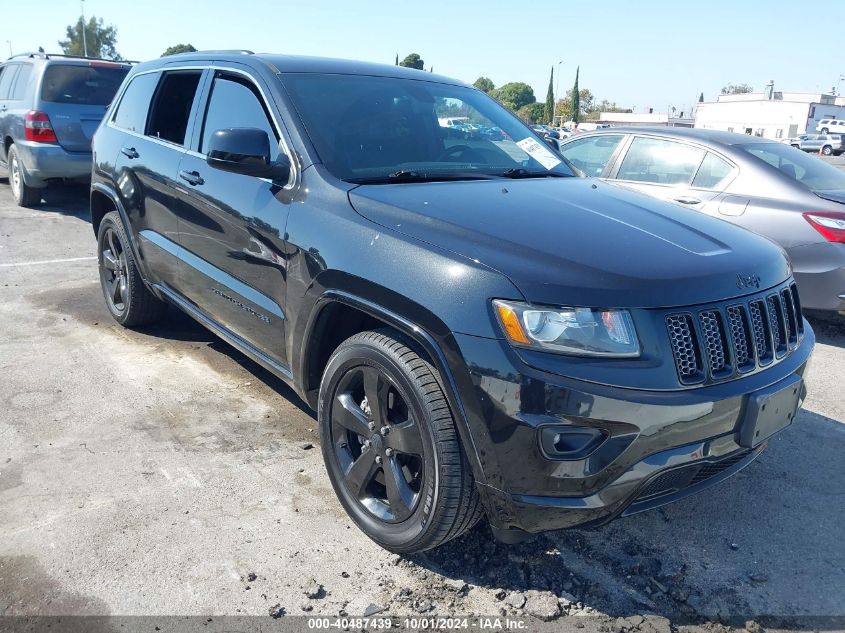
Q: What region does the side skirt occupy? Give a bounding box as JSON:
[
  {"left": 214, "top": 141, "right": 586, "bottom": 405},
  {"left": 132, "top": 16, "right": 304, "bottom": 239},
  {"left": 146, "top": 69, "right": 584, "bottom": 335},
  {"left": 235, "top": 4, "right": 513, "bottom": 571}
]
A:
[{"left": 154, "top": 282, "right": 295, "bottom": 384}]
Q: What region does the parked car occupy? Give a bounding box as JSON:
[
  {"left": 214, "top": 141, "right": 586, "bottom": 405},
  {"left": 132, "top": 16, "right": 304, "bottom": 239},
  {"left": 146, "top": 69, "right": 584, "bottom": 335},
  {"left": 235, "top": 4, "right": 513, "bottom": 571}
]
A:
[
  {"left": 558, "top": 127, "right": 845, "bottom": 314},
  {"left": 0, "top": 52, "right": 131, "bottom": 206},
  {"left": 782, "top": 134, "right": 809, "bottom": 147},
  {"left": 91, "top": 53, "right": 813, "bottom": 553},
  {"left": 798, "top": 134, "right": 845, "bottom": 156},
  {"left": 816, "top": 118, "right": 845, "bottom": 134}
]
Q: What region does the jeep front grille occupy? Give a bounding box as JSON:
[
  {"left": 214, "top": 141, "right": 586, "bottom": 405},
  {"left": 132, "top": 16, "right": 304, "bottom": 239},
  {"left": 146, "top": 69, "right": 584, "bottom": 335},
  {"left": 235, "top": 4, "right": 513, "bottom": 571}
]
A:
[{"left": 666, "top": 282, "right": 803, "bottom": 385}]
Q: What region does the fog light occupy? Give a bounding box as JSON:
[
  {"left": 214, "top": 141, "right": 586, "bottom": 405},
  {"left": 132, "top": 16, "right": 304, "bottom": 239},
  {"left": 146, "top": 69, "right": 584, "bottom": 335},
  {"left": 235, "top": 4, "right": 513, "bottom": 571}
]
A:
[{"left": 539, "top": 426, "right": 608, "bottom": 460}]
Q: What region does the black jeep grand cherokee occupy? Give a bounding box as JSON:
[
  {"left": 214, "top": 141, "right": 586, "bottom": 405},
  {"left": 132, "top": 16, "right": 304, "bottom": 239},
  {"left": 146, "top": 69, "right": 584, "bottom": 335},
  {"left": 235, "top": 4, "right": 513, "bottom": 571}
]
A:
[{"left": 90, "top": 52, "right": 814, "bottom": 553}]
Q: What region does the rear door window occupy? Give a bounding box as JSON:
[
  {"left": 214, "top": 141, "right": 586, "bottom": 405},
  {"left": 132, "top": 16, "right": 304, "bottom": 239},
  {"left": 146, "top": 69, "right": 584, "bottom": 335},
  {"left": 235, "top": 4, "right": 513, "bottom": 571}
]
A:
[
  {"left": 10, "top": 64, "right": 32, "bottom": 101},
  {"left": 616, "top": 137, "right": 705, "bottom": 186},
  {"left": 199, "top": 74, "right": 280, "bottom": 160},
  {"left": 559, "top": 135, "right": 624, "bottom": 176},
  {"left": 146, "top": 71, "right": 203, "bottom": 146},
  {"left": 40, "top": 63, "right": 129, "bottom": 105},
  {"left": 112, "top": 72, "right": 160, "bottom": 134},
  {"left": 0, "top": 64, "right": 20, "bottom": 100}
]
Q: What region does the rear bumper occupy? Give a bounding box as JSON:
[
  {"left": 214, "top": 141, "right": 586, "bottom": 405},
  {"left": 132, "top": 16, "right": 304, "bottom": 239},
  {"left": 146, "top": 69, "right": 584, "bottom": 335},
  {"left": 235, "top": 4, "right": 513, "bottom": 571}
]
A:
[
  {"left": 790, "top": 241, "right": 845, "bottom": 313},
  {"left": 14, "top": 140, "right": 92, "bottom": 186}
]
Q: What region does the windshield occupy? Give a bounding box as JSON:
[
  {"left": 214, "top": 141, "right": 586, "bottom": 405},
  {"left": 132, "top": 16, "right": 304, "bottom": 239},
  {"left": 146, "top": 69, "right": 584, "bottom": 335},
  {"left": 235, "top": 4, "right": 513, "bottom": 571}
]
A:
[
  {"left": 282, "top": 73, "right": 575, "bottom": 183},
  {"left": 738, "top": 142, "right": 845, "bottom": 192},
  {"left": 41, "top": 64, "right": 129, "bottom": 105}
]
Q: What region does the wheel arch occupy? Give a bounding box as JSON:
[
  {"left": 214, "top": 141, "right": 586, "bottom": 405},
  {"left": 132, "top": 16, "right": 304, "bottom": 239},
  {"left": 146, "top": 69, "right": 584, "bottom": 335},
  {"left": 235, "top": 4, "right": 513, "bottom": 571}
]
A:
[
  {"left": 296, "top": 283, "right": 491, "bottom": 487},
  {"left": 90, "top": 182, "right": 154, "bottom": 286}
]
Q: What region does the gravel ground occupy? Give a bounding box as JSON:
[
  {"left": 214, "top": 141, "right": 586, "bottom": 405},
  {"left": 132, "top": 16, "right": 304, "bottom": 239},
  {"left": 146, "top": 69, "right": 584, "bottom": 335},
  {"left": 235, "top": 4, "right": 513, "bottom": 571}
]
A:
[{"left": 0, "top": 178, "right": 843, "bottom": 632}]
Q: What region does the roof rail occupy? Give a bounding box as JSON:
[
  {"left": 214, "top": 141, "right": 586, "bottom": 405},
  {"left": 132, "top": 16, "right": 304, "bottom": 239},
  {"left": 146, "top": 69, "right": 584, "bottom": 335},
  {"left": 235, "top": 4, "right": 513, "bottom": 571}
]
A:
[
  {"left": 5, "top": 52, "right": 137, "bottom": 63},
  {"left": 192, "top": 49, "right": 255, "bottom": 55}
]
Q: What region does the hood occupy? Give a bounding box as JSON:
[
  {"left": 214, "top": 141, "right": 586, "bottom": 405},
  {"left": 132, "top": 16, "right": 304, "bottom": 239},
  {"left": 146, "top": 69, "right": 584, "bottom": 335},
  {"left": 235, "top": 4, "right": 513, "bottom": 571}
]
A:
[{"left": 348, "top": 179, "right": 791, "bottom": 308}]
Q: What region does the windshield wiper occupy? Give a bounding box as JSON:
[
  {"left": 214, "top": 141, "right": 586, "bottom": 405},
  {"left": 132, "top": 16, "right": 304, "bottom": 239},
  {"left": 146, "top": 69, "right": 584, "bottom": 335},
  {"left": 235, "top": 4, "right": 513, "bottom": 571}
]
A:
[
  {"left": 348, "top": 170, "right": 504, "bottom": 184},
  {"left": 500, "top": 168, "right": 570, "bottom": 179}
]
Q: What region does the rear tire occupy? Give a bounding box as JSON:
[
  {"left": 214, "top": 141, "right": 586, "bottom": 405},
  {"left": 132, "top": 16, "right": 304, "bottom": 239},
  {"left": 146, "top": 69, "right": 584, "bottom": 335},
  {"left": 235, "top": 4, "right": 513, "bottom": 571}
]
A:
[
  {"left": 821, "top": 128, "right": 829, "bottom": 134},
  {"left": 8, "top": 144, "right": 42, "bottom": 207},
  {"left": 318, "top": 329, "right": 483, "bottom": 553},
  {"left": 97, "top": 211, "right": 167, "bottom": 327}
]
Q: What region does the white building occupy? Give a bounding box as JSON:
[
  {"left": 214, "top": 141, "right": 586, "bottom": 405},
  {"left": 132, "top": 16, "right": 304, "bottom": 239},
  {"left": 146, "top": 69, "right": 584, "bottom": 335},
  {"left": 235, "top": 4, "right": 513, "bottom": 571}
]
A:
[
  {"left": 694, "top": 86, "right": 845, "bottom": 138},
  {"left": 595, "top": 112, "right": 694, "bottom": 127}
]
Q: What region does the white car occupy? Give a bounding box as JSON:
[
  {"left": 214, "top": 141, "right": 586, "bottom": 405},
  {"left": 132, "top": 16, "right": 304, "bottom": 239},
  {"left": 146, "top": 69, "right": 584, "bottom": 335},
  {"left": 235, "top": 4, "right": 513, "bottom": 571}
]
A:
[{"left": 816, "top": 118, "right": 845, "bottom": 134}]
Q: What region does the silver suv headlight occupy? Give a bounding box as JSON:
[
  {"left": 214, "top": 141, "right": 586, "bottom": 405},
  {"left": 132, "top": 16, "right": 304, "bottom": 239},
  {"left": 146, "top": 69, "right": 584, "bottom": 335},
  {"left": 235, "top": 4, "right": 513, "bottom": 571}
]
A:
[{"left": 493, "top": 300, "right": 640, "bottom": 357}]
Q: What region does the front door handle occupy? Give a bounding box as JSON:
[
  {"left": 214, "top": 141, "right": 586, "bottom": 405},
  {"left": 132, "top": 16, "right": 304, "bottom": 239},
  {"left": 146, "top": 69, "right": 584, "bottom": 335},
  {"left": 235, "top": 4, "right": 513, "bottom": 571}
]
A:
[
  {"left": 120, "top": 146, "right": 139, "bottom": 159},
  {"left": 673, "top": 196, "right": 701, "bottom": 205},
  {"left": 179, "top": 169, "right": 204, "bottom": 186}
]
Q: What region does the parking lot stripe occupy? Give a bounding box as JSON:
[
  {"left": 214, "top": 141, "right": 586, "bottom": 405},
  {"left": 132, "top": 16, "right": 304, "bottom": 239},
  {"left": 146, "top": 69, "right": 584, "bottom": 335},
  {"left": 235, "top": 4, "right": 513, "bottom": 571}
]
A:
[{"left": 0, "top": 256, "right": 96, "bottom": 268}]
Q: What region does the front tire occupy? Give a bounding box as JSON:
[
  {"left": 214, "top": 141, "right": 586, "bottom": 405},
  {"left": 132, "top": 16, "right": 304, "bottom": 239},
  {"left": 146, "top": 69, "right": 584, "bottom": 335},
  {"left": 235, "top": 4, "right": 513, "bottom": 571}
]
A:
[
  {"left": 8, "top": 144, "right": 42, "bottom": 207},
  {"left": 823, "top": 145, "right": 833, "bottom": 155},
  {"left": 97, "top": 211, "right": 167, "bottom": 327},
  {"left": 318, "top": 330, "right": 482, "bottom": 553},
  {"left": 821, "top": 128, "right": 829, "bottom": 134}
]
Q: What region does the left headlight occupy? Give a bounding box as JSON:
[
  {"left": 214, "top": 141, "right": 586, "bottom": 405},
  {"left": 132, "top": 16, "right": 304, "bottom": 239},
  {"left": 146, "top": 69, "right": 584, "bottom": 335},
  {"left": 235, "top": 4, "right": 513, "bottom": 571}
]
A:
[{"left": 493, "top": 299, "right": 640, "bottom": 357}]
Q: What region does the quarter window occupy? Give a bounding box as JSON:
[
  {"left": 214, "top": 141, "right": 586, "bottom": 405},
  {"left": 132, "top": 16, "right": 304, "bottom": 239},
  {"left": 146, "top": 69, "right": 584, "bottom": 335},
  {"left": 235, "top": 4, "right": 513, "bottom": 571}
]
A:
[
  {"left": 617, "top": 137, "right": 705, "bottom": 186},
  {"left": 146, "top": 70, "right": 202, "bottom": 146},
  {"left": 112, "top": 72, "right": 160, "bottom": 133},
  {"left": 200, "top": 74, "right": 280, "bottom": 160},
  {"left": 10, "top": 64, "right": 32, "bottom": 101},
  {"left": 559, "top": 135, "right": 624, "bottom": 176},
  {"left": 691, "top": 152, "right": 733, "bottom": 189}
]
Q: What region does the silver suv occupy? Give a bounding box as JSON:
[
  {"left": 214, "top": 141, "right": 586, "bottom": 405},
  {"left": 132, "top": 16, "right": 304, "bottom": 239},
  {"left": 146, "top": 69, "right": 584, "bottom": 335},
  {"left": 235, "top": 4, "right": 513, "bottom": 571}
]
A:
[
  {"left": 0, "top": 52, "right": 130, "bottom": 206},
  {"left": 798, "top": 134, "right": 845, "bottom": 156}
]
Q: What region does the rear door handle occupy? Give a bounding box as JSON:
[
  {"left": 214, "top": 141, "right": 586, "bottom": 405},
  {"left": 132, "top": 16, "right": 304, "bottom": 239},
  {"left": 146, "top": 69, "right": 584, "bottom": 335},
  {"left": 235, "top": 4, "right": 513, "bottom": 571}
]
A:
[
  {"left": 179, "top": 169, "right": 204, "bottom": 186},
  {"left": 120, "top": 146, "right": 139, "bottom": 159},
  {"left": 673, "top": 196, "right": 701, "bottom": 205}
]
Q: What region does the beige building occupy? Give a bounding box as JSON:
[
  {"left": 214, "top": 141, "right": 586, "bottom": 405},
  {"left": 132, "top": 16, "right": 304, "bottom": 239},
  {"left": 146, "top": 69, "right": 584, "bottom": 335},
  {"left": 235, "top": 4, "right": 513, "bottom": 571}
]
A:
[{"left": 694, "top": 87, "right": 845, "bottom": 138}]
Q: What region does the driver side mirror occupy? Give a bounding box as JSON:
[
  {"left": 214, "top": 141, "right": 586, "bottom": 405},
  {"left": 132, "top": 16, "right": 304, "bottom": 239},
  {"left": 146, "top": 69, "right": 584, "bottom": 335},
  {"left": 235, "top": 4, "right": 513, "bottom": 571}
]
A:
[{"left": 206, "top": 128, "right": 291, "bottom": 182}]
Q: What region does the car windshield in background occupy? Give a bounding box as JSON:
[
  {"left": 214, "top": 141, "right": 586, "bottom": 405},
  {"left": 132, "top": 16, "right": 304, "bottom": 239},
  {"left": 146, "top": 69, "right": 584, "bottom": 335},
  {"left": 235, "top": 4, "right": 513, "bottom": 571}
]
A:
[
  {"left": 282, "top": 73, "right": 575, "bottom": 183},
  {"left": 738, "top": 142, "right": 845, "bottom": 192},
  {"left": 40, "top": 64, "right": 129, "bottom": 105}
]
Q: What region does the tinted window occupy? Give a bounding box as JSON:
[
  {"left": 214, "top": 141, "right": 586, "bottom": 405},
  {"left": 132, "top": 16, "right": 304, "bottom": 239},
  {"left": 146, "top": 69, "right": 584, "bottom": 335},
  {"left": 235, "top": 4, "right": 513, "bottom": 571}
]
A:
[
  {"left": 10, "top": 64, "right": 32, "bottom": 100},
  {"left": 40, "top": 64, "right": 129, "bottom": 105},
  {"left": 739, "top": 142, "right": 845, "bottom": 191},
  {"left": 560, "top": 135, "right": 623, "bottom": 176},
  {"left": 692, "top": 152, "right": 734, "bottom": 189},
  {"left": 112, "top": 72, "right": 160, "bottom": 133},
  {"left": 282, "top": 73, "right": 575, "bottom": 182},
  {"left": 0, "top": 65, "right": 19, "bottom": 100},
  {"left": 617, "top": 137, "right": 705, "bottom": 185},
  {"left": 200, "top": 75, "right": 280, "bottom": 160},
  {"left": 146, "top": 71, "right": 202, "bottom": 146}
]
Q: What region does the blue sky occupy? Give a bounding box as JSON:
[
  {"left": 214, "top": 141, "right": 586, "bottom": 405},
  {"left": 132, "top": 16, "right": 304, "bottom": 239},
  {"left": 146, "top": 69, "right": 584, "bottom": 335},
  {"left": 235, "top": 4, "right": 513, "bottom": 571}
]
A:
[{"left": 5, "top": 0, "right": 842, "bottom": 114}]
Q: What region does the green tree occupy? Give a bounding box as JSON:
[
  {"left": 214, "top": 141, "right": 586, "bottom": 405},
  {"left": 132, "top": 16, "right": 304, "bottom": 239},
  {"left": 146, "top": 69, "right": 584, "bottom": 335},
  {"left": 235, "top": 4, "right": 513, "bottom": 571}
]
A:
[
  {"left": 517, "top": 103, "right": 546, "bottom": 124},
  {"left": 544, "top": 66, "right": 554, "bottom": 124},
  {"left": 161, "top": 43, "right": 196, "bottom": 57},
  {"left": 570, "top": 67, "right": 580, "bottom": 123},
  {"left": 399, "top": 53, "right": 424, "bottom": 70},
  {"left": 58, "top": 16, "right": 122, "bottom": 60},
  {"left": 395, "top": 53, "right": 399, "bottom": 66},
  {"left": 698, "top": 92, "right": 704, "bottom": 102},
  {"left": 490, "top": 82, "right": 536, "bottom": 112},
  {"left": 473, "top": 76, "right": 495, "bottom": 93},
  {"left": 721, "top": 83, "right": 753, "bottom": 95}
]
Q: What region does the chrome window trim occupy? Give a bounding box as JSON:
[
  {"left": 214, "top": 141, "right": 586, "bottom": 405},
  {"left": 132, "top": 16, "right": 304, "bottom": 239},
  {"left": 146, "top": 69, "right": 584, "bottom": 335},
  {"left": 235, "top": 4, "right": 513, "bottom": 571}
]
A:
[{"left": 106, "top": 64, "right": 298, "bottom": 189}]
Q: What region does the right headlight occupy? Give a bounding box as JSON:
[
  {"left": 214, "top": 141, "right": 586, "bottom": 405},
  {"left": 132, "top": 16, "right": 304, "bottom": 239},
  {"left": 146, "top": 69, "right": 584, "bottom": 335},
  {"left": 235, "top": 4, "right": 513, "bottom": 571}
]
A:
[{"left": 493, "top": 299, "right": 640, "bottom": 357}]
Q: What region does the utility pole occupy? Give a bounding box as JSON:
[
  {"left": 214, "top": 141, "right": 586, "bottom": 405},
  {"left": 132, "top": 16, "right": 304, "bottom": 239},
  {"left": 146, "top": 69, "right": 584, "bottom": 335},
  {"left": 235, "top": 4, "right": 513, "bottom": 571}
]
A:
[{"left": 81, "top": 0, "right": 88, "bottom": 57}]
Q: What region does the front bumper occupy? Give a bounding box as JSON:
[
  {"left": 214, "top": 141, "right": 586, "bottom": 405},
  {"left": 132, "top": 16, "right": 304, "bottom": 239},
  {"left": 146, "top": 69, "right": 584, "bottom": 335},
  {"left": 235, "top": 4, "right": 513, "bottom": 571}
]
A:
[
  {"left": 14, "top": 140, "right": 92, "bottom": 186},
  {"left": 452, "top": 324, "right": 814, "bottom": 534}
]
